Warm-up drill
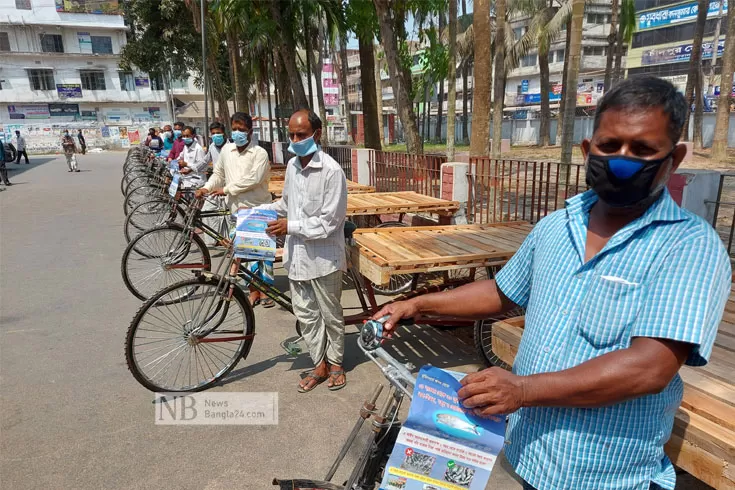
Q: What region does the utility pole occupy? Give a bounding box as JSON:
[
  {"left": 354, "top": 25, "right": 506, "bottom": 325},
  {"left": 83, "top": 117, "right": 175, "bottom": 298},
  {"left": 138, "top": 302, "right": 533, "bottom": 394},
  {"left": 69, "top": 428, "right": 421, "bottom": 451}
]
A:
[{"left": 200, "top": 0, "right": 208, "bottom": 145}]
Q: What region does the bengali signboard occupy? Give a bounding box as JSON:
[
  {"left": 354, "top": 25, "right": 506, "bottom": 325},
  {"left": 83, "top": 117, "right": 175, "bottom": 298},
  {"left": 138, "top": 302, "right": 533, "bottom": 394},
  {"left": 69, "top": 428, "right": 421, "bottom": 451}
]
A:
[
  {"left": 81, "top": 110, "right": 97, "bottom": 121},
  {"left": 135, "top": 77, "right": 150, "bottom": 88},
  {"left": 48, "top": 103, "right": 80, "bottom": 117},
  {"left": 56, "top": 84, "right": 82, "bottom": 99},
  {"left": 7, "top": 105, "right": 50, "bottom": 119},
  {"left": 519, "top": 92, "right": 563, "bottom": 105},
  {"left": 103, "top": 108, "right": 132, "bottom": 124},
  {"left": 642, "top": 38, "right": 726, "bottom": 66},
  {"left": 638, "top": 0, "right": 727, "bottom": 31},
  {"left": 521, "top": 80, "right": 529, "bottom": 94}
]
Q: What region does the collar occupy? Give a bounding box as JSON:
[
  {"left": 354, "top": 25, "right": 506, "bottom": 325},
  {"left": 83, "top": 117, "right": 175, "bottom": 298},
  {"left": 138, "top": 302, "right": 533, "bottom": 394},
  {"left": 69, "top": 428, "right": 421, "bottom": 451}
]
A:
[
  {"left": 292, "top": 149, "right": 323, "bottom": 172},
  {"left": 230, "top": 142, "right": 253, "bottom": 154}
]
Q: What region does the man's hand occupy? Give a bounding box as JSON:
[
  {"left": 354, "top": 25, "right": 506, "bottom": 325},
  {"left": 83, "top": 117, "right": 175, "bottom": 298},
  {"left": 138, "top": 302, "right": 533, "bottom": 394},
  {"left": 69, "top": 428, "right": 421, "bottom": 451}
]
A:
[
  {"left": 194, "top": 188, "right": 209, "bottom": 199},
  {"left": 178, "top": 160, "right": 186, "bottom": 169},
  {"left": 180, "top": 167, "right": 191, "bottom": 174},
  {"left": 211, "top": 188, "right": 226, "bottom": 196},
  {"left": 458, "top": 367, "right": 526, "bottom": 417},
  {"left": 266, "top": 219, "right": 288, "bottom": 237},
  {"left": 371, "top": 300, "right": 419, "bottom": 334}
]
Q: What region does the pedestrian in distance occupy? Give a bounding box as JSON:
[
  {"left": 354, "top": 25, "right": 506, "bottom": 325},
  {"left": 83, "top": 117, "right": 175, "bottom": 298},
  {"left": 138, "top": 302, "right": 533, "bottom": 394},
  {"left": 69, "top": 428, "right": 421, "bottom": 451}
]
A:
[
  {"left": 77, "top": 129, "right": 86, "bottom": 155},
  {"left": 61, "top": 130, "right": 79, "bottom": 172},
  {"left": 14, "top": 130, "right": 29, "bottom": 165}
]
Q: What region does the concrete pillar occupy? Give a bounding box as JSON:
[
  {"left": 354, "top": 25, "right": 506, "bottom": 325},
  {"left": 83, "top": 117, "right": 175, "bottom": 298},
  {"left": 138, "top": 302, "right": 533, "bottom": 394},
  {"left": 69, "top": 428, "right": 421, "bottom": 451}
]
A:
[
  {"left": 273, "top": 142, "right": 284, "bottom": 164},
  {"left": 669, "top": 169, "right": 722, "bottom": 222},
  {"left": 352, "top": 148, "right": 374, "bottom": 186},
  {"left": 441, "top": 162, "right": 470, "bottom": 224}
]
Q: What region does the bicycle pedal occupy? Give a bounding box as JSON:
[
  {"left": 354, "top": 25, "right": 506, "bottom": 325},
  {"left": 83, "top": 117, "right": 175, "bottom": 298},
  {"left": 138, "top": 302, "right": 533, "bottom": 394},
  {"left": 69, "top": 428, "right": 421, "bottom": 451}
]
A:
[{"left": 280, "top": 340, "right": 302, "bottom": 356}]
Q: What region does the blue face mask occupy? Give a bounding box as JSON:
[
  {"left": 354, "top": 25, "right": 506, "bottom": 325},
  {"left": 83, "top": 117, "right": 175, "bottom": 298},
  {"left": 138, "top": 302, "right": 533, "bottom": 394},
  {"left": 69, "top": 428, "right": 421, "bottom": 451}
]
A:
[
  {"left": 211, "top": 134, "right": 225, "bottom": 146},
  {"left": 231, "top": 130, "right": 249, "bottom": 147},
  {"left": 173, "top": 129, "right": 182, "bottom": 139},
  {"left": 288, "top": 134, "right": 318, "bottom": 157},
  {"left": 183, "top": 137, "right": 193, "bottom": 145}
]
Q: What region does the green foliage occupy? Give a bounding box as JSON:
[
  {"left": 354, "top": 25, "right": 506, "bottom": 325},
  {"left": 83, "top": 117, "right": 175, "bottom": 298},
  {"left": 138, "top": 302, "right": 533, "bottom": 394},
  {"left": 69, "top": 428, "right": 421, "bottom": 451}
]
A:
[
  {"left": 345, "top": 0, "right": 379, "bottom": 41},
  {"left": 620, "top": 0, "right": 637, "bottom": 44}
]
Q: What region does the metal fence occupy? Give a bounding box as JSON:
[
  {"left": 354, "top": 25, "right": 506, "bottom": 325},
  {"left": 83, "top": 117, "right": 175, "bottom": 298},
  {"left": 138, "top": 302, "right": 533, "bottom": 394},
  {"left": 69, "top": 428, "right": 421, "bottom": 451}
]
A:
[
  {"left": 279, "top": 141, "right": 295, "bottom": 163},
  {"left": 709, "top": 172, "right": 735, "bottom": 262},
  {"left": 368, "top": 151, "right": 447, "bottom": 198},
  {"left": 323, "top": 145, "right": 353, "bottom": 177},
  {"left": 467, "top": 158, "right": 587, "bottom": 224},
  {"left": 258, "top": 140, "right": 274, "bottom": 163}
]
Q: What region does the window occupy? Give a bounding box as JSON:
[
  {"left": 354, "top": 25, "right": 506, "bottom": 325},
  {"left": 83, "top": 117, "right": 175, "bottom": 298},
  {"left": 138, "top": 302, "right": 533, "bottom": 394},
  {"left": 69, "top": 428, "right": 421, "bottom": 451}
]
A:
[
  {"left": 583, "top": 46, "right": 607, "bottom": 56},
  {"left": 554, "top": 49, "right": 565, "bottom": 63},
  {"left": 119, "top": 71, "right": 135, "bottom": 91},
  {"left": 15, "top": 0, "right": 31, "bottom": 9},
  {"left": 27, "top": 69, "right": 55, "bottom": 90},
  {"left": 80, "top": 70, "right": 106, "bottom": 90},
  {"left": 91, "top": 36, "right": 113, "bottom": 54},
  {"left": 520, "top": 54, "right": 537, "bottom": 67},
  {"left": 631, "top": 18, "right": 728, "bottom": 48},
  {"left": 586, "top": 13, "right": 609, "bottom": 24},
  {"left": 150, "top": 73, "right": 165, "bottom": 91},
  {"left": 171, "top": 78, "right": 188, "bottom": 89},
  {"left": 513, "top": 26, "right": 527, "bottom": 39},
  {"left": 0, "top": 33, "right": 10, "bottom": 52},
  {"left": 40, "top": 34, "right": 64, "bottom": 53}
]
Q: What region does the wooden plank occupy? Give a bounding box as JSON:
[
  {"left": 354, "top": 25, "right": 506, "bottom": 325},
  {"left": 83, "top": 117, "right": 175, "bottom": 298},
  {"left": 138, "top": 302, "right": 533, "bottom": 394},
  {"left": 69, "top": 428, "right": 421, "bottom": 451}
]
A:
[
  {"left": 352, "top": 222, "right": 529, "bottom": 235},
  {"left": 681, "top": 385, "right": 735, "bottom": 432},
  {"left": 665, "top": 433, "right": 735, "bottom": 490},
  {"left": 672, "top": 408, "right": 735, "bottom": 465},
  {"left": 492, "top": 322, "right": 523, "bottom": 366},
  {"left": 679, "top": 367, "right": 735, "bottom": 406}
]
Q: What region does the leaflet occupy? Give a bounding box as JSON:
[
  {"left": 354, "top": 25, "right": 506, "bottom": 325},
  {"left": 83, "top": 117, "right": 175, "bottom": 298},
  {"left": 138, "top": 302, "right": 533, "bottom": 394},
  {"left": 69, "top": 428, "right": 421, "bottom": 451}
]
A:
[
  {"left": 233, "top": 208, "right": 277, "bottom": 261},
  {"left": 168, "top": 171, "right": 180, "bottom": 197},
  {"left": 379, "top": 366, "right": 505, "bottom": 490}
]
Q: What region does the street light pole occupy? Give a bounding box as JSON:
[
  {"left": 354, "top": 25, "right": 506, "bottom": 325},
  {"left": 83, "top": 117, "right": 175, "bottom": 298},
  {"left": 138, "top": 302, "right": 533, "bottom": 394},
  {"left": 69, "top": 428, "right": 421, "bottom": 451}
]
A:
[{"left": 200, "top": 0, "right": 208, "bottom": 145}]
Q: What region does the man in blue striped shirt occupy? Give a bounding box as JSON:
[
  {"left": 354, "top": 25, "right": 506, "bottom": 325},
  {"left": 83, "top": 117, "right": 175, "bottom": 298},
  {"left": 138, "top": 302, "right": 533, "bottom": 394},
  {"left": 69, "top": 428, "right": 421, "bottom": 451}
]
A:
[{"left": 376, "top": 76, "right": 731, "bottom": 490}]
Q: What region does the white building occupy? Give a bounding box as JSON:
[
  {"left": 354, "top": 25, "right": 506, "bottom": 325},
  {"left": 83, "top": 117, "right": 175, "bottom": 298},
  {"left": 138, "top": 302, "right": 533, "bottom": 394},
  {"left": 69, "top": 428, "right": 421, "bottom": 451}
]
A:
[{"left": 0, "top": 0, "right": 189, "bottom": 152}]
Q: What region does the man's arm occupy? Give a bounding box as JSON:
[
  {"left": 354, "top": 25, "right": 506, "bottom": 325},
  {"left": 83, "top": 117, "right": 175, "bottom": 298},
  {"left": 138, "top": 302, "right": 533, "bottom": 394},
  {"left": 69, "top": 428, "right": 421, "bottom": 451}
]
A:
[
  {"left": 191, "top": 146, "right": 208, "bottom": 174},
  {"left": 223, "top": 148, "right": 268, "bottom": 195},
  {"left": 287, "top": 167, "right": 347, "bottom": 239},
  {"left": 202, "top": 149, "right": 226, "bottom": 193},
  {"left": 458, "top": 337, "right": 691, "bottom": 415}
]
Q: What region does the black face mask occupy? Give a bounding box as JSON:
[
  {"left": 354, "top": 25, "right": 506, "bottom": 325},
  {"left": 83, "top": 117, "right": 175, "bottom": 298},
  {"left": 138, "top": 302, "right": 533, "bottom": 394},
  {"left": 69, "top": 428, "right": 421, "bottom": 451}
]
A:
[{"left": 585, "top": 150, "right": 674, "bottom": 208}]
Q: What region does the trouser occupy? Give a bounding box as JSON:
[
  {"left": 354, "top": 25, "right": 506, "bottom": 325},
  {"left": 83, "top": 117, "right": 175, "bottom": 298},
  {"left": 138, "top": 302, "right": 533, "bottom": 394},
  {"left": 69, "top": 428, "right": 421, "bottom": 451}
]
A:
[
  {"left": 80, "top": 144, "right": 86, "bottom": 155},
  {"left": 65, "top": 153, "right": 78, "bottom": 170},
  {"left": 201, "top": 196, "right": 225, "bottom": 246},
  {"left": 522, "top": 481, "right": 665, "bottom": 490},
  {"left": 290, "top": 270, "right": 345, "bottom": 366},
  {"left": 16, "top": 149, "right": 29, "bottom": 164},
  {"left": 0, "top": 160, "right": 10, "bottom": 184}
]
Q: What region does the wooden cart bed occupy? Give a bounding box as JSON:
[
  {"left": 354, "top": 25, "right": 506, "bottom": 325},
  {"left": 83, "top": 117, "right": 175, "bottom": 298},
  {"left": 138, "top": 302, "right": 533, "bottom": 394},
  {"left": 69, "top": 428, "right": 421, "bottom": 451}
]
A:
[
  {"left": 491, "top": 284, "right": 735, "bottom": 489},
  {"left": 269, "top": 179, "right": 375, "bottom": 197},
  {"left": 346, "top": 191, "right": 459, "bottom": 217},
  {"left": 352, "top": 222, "right": 532, "bottom": 286}
]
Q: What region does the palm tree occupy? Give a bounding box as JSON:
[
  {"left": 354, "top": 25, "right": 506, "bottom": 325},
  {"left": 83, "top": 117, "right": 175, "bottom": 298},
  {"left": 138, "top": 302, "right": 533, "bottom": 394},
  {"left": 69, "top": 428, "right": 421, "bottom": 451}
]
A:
[
  {"left": 337, "top": 34, "right": 354, "bottom": 144},
  {"left": 560, "top": 0, "right": 585, "bottom": 165},
  {"left": 268, "top": 0, "right": 310, "bottom": 109},
  {"left": 604, "top": 0, "right": 618, "bottom": 91},
  {"left": 613, "top": 0, "right": 636, "bottom": 84},
  {"left": 373, "top": 0, "right": 423, "bottom": 154},
  {"left": 712, "top": 3, "right": 734, "bottom": 161},
  {"left": 556, "top": 18, "right": 571, "bottom": 145},
  {"left": 491, "top": 0, "right": 507, "bottom": 157},
  {"left": 446, "top": 0, "right": 458, "bottom": 159},
  {"left": 375, "top": 47, "right": 386, "bottom": 144},
  {"left": 469, "top": 0, "right": 492, "bottom": 156},
  {"left": 681, "top": 0, "right": 709, "bottom": 143}
]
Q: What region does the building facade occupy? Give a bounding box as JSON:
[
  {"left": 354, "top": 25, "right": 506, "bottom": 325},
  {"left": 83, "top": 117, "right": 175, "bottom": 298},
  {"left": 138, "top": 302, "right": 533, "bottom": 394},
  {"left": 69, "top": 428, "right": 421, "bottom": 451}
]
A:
[{"left": 0, "top": 0, "right": 183, "bottom": 152}]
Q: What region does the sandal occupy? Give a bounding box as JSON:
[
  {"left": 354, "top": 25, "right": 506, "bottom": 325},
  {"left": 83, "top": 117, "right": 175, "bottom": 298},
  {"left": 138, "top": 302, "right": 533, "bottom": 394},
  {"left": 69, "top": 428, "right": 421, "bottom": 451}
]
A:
[
  {"left": 328, "top": 369, "right": 347, "bottom": 391},
  {"left": 298, "top": 371, "right": 329, "bottom": 393},
  {"left": 261, "top": 298, "right": 275, "bottom": 308}
]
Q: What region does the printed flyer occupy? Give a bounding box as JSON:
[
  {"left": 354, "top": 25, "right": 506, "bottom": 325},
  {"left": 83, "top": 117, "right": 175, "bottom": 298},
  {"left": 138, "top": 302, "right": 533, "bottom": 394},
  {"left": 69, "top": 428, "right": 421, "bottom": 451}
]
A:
[
  {"left": 233, "top": 209, "right": 277, "bottom": 261},
  {"left": 168, "top": 171, "right": 180, "bottom": 197},
  {"left": 379, "top": 366, "right": 505, "bottom": 490}
]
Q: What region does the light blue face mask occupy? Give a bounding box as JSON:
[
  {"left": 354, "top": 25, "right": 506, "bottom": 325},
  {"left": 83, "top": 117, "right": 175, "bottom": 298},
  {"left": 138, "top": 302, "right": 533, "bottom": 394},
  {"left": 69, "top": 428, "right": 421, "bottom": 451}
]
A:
[
  {"left": 231, "top": 130, "right": 249, "bottom": 147},
  {"left": 288, "top": 133, "right": 318, "bottom": 157},
  {"left": 183, "top": 137, "right": 193, "bottom": 145},
  {"left": 211, "top": 133, "right": 225, "bottom": 146},
  {"left": 173, "top": 129, "right": 182, "bottom": 139}
]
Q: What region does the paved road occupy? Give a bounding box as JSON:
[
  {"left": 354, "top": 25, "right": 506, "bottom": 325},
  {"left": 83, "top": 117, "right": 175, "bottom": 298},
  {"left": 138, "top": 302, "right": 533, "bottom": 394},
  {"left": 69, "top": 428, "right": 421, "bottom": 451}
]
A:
[{"left": 0, "top": 153, "right": 710, "bottom": 490}]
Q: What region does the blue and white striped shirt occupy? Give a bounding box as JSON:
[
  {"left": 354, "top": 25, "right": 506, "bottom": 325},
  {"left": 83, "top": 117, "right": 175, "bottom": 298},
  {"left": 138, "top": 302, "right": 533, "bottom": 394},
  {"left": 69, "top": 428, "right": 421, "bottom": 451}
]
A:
[{"left": 495, "top": 189, "right": 731, "bottom": 490}]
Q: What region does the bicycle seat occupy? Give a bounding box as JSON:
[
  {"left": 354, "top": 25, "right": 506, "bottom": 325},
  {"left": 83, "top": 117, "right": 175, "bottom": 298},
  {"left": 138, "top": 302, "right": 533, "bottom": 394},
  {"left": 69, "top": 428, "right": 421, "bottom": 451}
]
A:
[{"left": 344, "top": 220, "right": 357, "bottom": 239}]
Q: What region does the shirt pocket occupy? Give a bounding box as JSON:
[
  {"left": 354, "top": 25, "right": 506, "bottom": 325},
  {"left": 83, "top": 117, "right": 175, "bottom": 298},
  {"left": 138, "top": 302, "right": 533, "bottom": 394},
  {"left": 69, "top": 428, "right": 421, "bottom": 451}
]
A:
[{"left": 578, "top": 276, "right": 644, "bottom": 349}]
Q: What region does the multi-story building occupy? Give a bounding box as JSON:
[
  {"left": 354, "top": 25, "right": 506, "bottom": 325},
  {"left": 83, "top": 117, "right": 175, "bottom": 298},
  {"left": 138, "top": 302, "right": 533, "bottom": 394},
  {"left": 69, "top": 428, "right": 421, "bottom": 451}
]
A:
[{"left": 0, "top": 0, "right": 193, "bottom": 152}]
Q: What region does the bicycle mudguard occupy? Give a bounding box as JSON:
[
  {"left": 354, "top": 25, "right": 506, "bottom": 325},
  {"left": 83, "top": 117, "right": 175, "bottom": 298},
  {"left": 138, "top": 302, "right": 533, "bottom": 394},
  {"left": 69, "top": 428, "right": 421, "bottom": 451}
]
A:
[{"left": 271, "top": 479, "right": 343, "bottom": 490}]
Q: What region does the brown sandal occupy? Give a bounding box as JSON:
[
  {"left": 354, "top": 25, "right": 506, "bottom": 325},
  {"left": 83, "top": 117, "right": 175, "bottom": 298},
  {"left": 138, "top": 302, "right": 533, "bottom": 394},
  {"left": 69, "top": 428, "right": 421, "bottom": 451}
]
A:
[
  {"left": 298, "top": 371, "right": 329, "bottom": 393},
  {"left": 328, "top": 369, "right": 347, "bottom": 391}
]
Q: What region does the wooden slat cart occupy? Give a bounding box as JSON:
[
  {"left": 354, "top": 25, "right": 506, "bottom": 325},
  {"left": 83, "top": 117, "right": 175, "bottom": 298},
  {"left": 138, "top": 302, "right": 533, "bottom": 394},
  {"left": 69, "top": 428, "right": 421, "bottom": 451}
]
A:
[
  {"left": 490, "top": 284, "right": 735, "bottom": 489},
  {"left": 269, "top": 179, "right": 375, "bottom": 197}
]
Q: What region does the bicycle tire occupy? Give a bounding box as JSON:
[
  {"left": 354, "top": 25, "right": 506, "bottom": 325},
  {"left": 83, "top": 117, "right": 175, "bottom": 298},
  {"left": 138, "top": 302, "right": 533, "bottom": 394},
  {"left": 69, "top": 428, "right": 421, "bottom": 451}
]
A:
[
  {"left": 121, "top": 223, "right": 211, "bottom": 301},
  {"left": 123, "top": 184, "right": 165, "bottom": 215},
  {"left": 124, "top": 174, "right": 157, "bottom": 196},
  {"left": 370, "top": 221, "right": 416, "bottom": 296},
  {"left": 124, "top": 198, "right": 185, "bottom": 243},
  {"left": 125, "top": 275, "right": 255, "bottom": 392},
  {"left": 473, "top": 307, "right": 525, "bottom": 370}
]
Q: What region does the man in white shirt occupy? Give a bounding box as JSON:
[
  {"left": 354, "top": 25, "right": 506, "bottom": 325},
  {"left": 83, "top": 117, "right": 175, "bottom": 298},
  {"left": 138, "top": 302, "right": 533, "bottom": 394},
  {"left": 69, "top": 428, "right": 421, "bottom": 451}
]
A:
[
  {"left": 14, "top": 131, "right": 29, "bottom": 165},
  {"left": 195, "top": 112, "right": 272, "bottom": 306},
  {"left": 179, "top": 125, "right": 207, "bottom": 188},
  {"left": 203, "top": 121, "right": 229, "bottom": 170},
  {"left": 263, "top": 109, "right": 348, "bottom": 393}
]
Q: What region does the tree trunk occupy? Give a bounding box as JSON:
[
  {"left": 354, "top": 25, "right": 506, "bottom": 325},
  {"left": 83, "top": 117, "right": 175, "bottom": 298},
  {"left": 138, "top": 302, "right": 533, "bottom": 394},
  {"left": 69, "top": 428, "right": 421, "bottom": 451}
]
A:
[
  {"left": 694, "top": 66, "right": 705, "bottom": 149},
  {"left": 556, "top": 18, "right": 572, "bottom": 146},
  {"left": 227, "top": 30, "right": 242, "bottom": 112},
  {"left": 605, "top": 0, "right": 619, "bottom": 91},
  {"left": 539, "top": 38, "right": 551, "bottom": 147},
  {"left": 269, "top": 3, "right": 309, "bottom": 109},
  {"left": 208, "top": 54, "right": 231, "bottom": 133},
  {"left": 423, "top": 80, "right": 430, "bottom": 141},
  {"left": 435, "top": 79, "right": 445, "bottom": 142},
  {"left": 681, "top": 0, "right": 709, "bottom": 141},
  {"left": 209, "top": 80, "right": 216, "bottom": 124},
  {"left": 373, "top": 0, "right": 423, "bottom": 154},
  {"left": 446, "top": 0, "right": 458, "bottom": 159},
  {"left": 613, "top": 4, "right": 625, "bottom": 84},
  {"left": 707, "top": 1, "right": 725, "bottom": 94},
  {"left": 304, "top": 11, "right": 314, "bottom": 107},
  {"left": 359, "top": 35, "right": 382, "bottom": 150},
  {"left": 272, "top": 50, "right": 283, "bottom": 140},
  {"left": 309, "top": 19, "right": 329, "bottom": 146},
  {"left": 470, "top": 0, "right": 492, "bottom": 156},
  {"left": 266, "top": 64, "right": 274, "bottom": 141},
  {"left": 491, "top": 0, "right": 507, "bottom": 157},
  {"left": 712, "top": 1, "right": 735, "bottom": 160},
  {"left": 560, "top": 0, "right": 585, "bottom": 165},
  {"left": 338, "top": 36, "right": 354, "bottom": 144},
  {"left": 375, "top": 49, "right": 385, "bottom": 145}
]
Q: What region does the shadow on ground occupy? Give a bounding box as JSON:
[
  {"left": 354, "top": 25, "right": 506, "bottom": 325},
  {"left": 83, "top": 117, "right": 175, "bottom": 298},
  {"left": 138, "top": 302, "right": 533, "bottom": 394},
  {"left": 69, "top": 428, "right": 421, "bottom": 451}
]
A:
[{"left": 5, "top": 156, "right": 62, "bottom": 179}]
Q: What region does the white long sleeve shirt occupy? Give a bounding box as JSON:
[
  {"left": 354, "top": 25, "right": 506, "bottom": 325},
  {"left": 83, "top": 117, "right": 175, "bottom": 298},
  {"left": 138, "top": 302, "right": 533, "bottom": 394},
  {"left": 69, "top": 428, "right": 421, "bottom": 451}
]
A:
[
  {"left": 180, "top": 141, "right": 208, "bottom": 187},
  {"left": 203, "top": 142, "right": 271, "bottom": 213},
  {"left": 259, "top": 150, "right": 348, "bottom": 281},
  {"left": 15, "top": 136, "right": 26, "bottom": 151}
]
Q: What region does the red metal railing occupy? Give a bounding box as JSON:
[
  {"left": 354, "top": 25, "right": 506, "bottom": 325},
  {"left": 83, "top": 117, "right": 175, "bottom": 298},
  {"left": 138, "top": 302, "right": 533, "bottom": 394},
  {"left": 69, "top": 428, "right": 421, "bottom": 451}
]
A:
[
  {"left": 368, "top": 151, "right": 447, "bottom": 198},
  {"left": 323, "top": 145, "right": 353, "bottom": 177},
  {"left": 468, "top": 157, "right": 587, "bottom": 224}
]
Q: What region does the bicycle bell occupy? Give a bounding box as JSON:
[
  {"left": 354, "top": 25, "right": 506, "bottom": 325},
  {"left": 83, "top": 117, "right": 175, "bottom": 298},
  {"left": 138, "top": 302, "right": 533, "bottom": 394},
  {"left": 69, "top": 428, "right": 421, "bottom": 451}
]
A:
[{"left": 360, "top": 317, "right": 387, "bottom": 350}]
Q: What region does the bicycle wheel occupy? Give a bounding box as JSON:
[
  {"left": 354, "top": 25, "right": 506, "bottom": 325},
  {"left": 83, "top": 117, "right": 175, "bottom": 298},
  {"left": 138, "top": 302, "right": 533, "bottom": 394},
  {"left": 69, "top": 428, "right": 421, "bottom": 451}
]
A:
[
  {"left": 473, "top": 306, "right": 525, "bottom": 370},
  {"left": 125, "top": 276, "right": 255, "bottom": 392},
  {"left": 124, "top": 199, "right": 185, "bottom": 243},
  {"left": 124, "top": 174, "right": 156, "bottom": 196},
  {"left": 121, "top": 223, "right": 211, "bottom": 301},
  {"left": 124, "top": 184, "right": 165, "bottom": 215},
  {"left": 370, "top": 221, "right": 416, "bottom": 296}
]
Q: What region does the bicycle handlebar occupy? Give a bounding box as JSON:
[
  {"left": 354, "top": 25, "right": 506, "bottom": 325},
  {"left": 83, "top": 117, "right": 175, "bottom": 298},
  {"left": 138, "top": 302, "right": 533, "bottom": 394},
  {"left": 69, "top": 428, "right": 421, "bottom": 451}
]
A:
[{"left": 357, "top": 318, "right": 417, "bottom": 399}]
